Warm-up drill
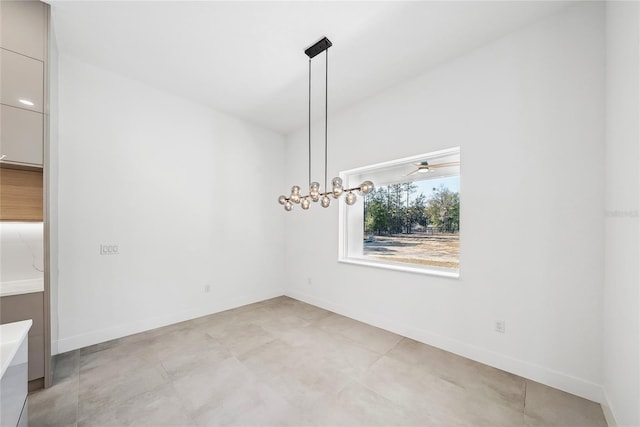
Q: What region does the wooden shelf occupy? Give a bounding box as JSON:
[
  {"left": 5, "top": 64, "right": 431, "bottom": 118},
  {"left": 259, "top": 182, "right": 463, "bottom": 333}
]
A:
[{"left": 0, "top": 168, "right": 43, "bottom": 221}]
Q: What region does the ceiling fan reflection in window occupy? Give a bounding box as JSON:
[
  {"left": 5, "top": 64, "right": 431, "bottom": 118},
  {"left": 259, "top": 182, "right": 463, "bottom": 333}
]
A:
[{"left": 406, "top": 161, "right": 460, "bottom": 175}]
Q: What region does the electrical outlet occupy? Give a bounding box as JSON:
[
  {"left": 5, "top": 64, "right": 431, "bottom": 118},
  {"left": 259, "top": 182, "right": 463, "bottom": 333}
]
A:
[
  {"left": 495, "top": 320, "right": 506, "bottom": 333},
  {"left": 100, "top": 244, "right": 119, "bottom": 255},
  {"left": 204, "top": 285, "right": 211, "bottom": 293}
]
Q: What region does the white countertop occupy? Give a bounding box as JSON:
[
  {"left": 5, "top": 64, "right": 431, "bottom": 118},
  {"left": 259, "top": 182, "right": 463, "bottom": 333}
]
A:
[
  {"left": 0, "top": 278, "right": 44, "bottom": 298},
  {"left": 0, "top": 320, "right": 32, "bottom": 379}
]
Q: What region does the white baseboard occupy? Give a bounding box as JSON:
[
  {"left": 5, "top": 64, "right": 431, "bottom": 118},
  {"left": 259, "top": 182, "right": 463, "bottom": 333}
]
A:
[
  {"left": 285, "top": 288, "right": 604, "bottom": 404},
  {"left": 55, "top": 288, "right": 284, "bottom": 354}
]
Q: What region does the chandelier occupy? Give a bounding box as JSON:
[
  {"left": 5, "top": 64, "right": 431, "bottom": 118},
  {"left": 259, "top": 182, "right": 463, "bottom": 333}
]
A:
[{"left": 278, "top": 37, "right": 374, "bottom": 212}]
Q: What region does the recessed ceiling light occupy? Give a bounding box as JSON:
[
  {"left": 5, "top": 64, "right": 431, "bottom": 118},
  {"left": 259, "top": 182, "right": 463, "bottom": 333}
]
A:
[{"left": 18, "top": 99, "right": 35, "bottom": 106}]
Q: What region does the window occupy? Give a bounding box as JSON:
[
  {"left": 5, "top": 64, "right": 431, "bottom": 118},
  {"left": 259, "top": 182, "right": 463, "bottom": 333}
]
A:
[{"left": 338, "top": 147, "right": 460, "bottom": 277}]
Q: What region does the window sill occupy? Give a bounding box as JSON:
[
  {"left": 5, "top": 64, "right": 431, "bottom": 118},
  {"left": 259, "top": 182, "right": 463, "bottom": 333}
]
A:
[{"left": 338, "top": 257, "right": 460, "bottom": 279}]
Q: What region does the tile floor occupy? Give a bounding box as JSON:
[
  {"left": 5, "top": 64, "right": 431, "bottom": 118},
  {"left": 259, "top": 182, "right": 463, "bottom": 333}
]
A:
[{"left": 28, "top": 296, "right": 607, "bottom": 426}]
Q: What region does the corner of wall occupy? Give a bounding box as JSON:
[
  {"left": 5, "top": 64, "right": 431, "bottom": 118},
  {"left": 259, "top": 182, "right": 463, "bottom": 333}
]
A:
[{"left": 601, "top": 392, "right": 618, "bottom": 427}]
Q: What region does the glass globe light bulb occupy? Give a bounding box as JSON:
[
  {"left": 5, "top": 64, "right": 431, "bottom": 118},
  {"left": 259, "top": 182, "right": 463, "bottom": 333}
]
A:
[
  {"left": 321, "top": 195, "right": 331, "bottom": 208},
  {"left": 332, "top": 177, "right": 343, "bottom": 187},
  {"left": 278, "top": 195, "right": 287, "bottom": 205},
  {"left": 284, "top": 201, "right": 293, "bottom": 211},
  {"left": 332, "top": 184, "right": 343, "bottom": 199},
  {"left": 345, "top": 191, "right": 357, "bottom": 206},
  {"left": 309, "top": 183, "right": 320, "bottom": 201},
  {"left": 359, "top": 180, "right": 374, "bottom": 195},
  {"left": 290, "top": 185, "right": 301, "bottom": 203},
  {"left": 301, "top": 197, "right": 311, "bottom": 210}
]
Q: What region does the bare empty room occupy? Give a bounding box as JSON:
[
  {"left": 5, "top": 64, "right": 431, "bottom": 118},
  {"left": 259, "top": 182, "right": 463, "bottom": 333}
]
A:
[{"left": 0, "top": 1, "right": 638, "bottom": 426}]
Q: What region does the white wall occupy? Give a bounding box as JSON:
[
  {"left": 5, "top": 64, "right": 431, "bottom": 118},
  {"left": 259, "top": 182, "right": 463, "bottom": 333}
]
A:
[
  {"left": 603, "top": 2, "right": 640, "bottom": 426},
  {"left": 285, "top": 3, "right": 605, "bottom": 402},
  {"left": 55, "top": 56, "right": 286, "bottom": 353}
]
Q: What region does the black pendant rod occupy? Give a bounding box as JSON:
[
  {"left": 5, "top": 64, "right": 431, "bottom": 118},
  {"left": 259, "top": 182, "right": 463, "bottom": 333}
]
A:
[
  {"left": 304, "top": 37, "right": 332, "bottom": 194},
  {"left": 308, "top": 58, "right": 311, "bottom": 187},
  {"left": 324, "top": 48, "right": 328, "bottom": 194}
]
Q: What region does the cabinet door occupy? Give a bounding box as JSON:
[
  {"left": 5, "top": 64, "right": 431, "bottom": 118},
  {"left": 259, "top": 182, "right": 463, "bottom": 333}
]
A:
[
  {"left": 0, "top": 337, "right": 28, "bottom": 427},
  {"left": 0, "top": 48, "right": 43, "bottom": 113},
  {"left": 0, "top": 1, "right": 46, "bottom": 61},
  {"left": 1, "top": 104, "right": 43, "bottom": 166},
  {"left": 1, "top": 293, "right": 45, "bottom": 381}
]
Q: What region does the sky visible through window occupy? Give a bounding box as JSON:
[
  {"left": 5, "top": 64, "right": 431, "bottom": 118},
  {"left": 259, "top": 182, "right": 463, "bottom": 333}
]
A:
[{"left": 411, "top": 175, "right": 460, "bottom": 202}]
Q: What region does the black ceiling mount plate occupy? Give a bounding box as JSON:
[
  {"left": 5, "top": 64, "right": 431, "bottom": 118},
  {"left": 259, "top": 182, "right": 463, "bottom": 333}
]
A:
[{"left": 304, "top": 37, "right": 332, "bottom": 59}]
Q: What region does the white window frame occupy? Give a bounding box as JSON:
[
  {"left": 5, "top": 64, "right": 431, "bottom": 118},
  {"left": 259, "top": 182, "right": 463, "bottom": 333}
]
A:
[{"left": 338, "top": 147, "right": 460, "bottom": 278}]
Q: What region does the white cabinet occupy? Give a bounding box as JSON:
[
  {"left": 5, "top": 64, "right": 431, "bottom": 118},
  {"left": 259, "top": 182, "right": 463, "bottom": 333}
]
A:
[
  {"left": 1, "top": 105, "right": 43, "bottom": 166},
  {"left": 0, "top": 320, "right": 31, "bottom": 427},
  {"left": 0, "top": 1, "right": 46, "bottom": 167},
  {"left": 0, "top": 1, "right": 46, "bottom": 61},
  {"left": 0, "top": 49, "right": 44, "bottom": 113}
]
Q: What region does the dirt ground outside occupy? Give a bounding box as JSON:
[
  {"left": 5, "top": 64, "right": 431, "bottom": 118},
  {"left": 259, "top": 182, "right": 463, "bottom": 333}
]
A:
[{"left": 363, "top": 233, "right": 459, "bottom": 269}]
